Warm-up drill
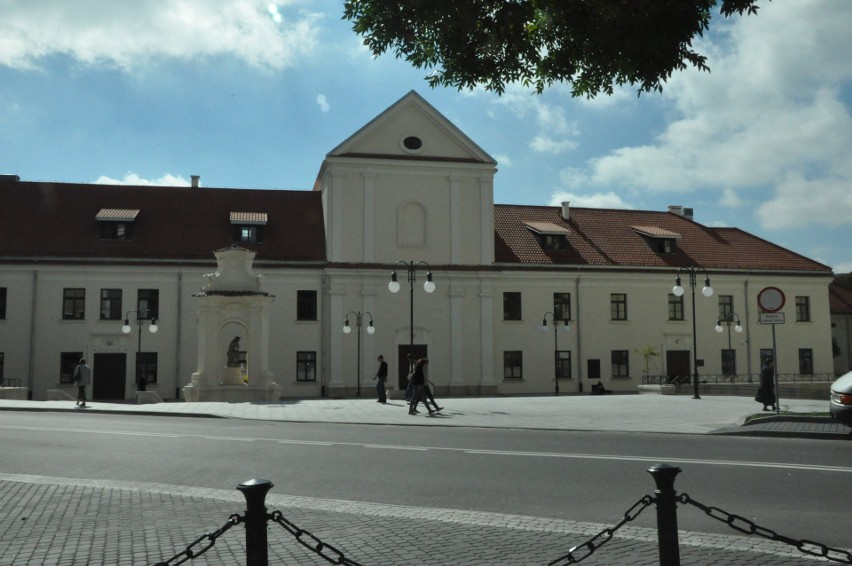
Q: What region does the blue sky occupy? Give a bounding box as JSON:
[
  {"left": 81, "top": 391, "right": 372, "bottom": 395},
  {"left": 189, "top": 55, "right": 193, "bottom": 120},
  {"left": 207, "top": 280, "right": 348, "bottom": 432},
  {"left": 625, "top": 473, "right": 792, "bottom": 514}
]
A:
[{"left": 2, "top": 1, "right": 850, "bottom": 273}]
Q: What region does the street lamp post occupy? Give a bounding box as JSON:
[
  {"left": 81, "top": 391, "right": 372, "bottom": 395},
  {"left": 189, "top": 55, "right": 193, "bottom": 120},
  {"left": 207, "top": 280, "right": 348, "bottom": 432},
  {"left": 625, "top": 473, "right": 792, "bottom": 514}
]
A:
[
  {"left": 343, "top": 311, "right": 375, "bottom": 399},
  {"left": 122, "top": 309, "right": 158, "bottom": 391},
  {"left": 672, "top": 267, "right": 713, "bottom": 399},
  {"left": 388, "top": 260, "right": 435, "bottom": 347},
  {"left": 541, "top": 311, "right": 570, "bottom": 396},
  {"left": 715, "top": 313, "right": 742, "bottom": 381}
]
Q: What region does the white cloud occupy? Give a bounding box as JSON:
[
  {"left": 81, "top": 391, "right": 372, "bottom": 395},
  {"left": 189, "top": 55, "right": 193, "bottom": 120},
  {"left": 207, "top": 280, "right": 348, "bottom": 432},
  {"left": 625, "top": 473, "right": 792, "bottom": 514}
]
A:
[
  {"left": 720, "top": 188, "right": 743, "bottom": 208},
  {"left": 494, "top": 86, "right": 581, "bottom": 155},
  {"left": 549, "top": 191, "right": 633, "bottom": 210},
  {"left": 0, "top": 1, "right": 321, "bottom": 72},
  {"left": 561, "top": 0, "right": 852, "bottom": 230},
  {"left": 832, "top": 260, "right": 852, "bottom": 275},
  {"left": 493, "top": 154, "right": 512, "bottom": 167},
  {"left": 756, "top": 173, "right": 852, "bottom": 229},
  {"left": 316, "top": 94, "right": 330, "bottom": 112},
  {"left": 94, "top": 172, "right": 189, "bottom": 186}
]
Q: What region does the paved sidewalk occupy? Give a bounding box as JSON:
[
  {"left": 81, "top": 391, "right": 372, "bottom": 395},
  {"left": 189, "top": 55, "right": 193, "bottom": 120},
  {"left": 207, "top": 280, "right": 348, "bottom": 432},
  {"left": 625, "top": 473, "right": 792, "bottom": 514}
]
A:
[
  {"left": 0, "top": 393, "right": 848, "bottom": 439},
  {"left": 1, "top": 394, "right": 849, "bottom": 565}
]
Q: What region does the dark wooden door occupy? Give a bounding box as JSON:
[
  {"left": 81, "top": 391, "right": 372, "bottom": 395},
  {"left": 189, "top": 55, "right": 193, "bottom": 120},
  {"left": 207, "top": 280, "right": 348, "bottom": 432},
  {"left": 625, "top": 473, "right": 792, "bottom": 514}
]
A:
[
  {"left": 666, "top": 350, "right": 691, "bottom": 384},
  {"left": 397, "top": 344, "right": 427, "bottom": 390},
  {"left": 93, "top": 353, "right": 127, "bottom": 400},
  {"left": 587, "top": 359, "right": 601, "bottom": 381}
]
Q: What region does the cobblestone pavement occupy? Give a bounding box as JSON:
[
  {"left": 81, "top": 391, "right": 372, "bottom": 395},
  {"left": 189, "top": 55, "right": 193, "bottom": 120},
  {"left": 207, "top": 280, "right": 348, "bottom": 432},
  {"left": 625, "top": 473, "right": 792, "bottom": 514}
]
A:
[{"left": 0, "top": 474, "right": 833, "bottom": 566}]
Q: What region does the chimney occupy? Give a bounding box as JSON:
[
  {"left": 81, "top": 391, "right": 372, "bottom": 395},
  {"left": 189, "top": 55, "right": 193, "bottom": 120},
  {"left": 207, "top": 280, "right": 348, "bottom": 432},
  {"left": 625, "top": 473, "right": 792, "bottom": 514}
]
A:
[
  {"left": 191, "top": 175, "right": 200, "bottom": 188},
  {"left": 668, "top": 205, "right": 694, "bottom": 220},
  {"left": 561, "top": 201, "right": 570, "bottom": 221}
]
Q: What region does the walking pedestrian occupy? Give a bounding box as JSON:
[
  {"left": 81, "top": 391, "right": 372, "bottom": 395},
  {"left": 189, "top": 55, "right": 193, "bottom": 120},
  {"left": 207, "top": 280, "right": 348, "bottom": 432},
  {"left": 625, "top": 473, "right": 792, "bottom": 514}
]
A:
[
  {"left": 422, "top": 374, "right": 443, "bottom": 413},
  {"left": 72, "top": 358, "right": 91, "bottom": 408},
  {"left": 408, "top": 358, "right": 435, "bottom": 415},
  {"left": 404, "top": 353, "right": 415, "bottom": 402},
  {"left": 374, "top": 355, "right": 388, "bottom": 404},
  {"left": 756, "top": 357, "right": 777, "bottom": 411}
]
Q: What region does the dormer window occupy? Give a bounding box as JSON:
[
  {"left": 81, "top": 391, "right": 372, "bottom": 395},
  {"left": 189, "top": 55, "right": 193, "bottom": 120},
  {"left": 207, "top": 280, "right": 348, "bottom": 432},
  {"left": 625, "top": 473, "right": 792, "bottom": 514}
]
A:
[
  {"left": 523, "top": 221, "right": 570, "bottom": 251},
  {"left": 96, "top": 209, "right": 139, "bottom": 240},
  {"left": 230, "top": 212, "right": 267, "bottom": 244},
  {"left": 631, "top": 226, "right": 681, "bottom": 254}
]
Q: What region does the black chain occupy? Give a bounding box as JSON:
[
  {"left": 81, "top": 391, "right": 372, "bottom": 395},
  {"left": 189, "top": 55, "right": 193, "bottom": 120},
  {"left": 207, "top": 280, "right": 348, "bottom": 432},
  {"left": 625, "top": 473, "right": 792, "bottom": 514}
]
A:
[
  {"left": 269, "top": 509, "right": 363, "bottom": 565},
  {"left": 152, "top": 513, "right": 242, "bottom": 566},
  {"left": 679, "top": 493, "right": 852, "bottom": 564},
  {"left": 548, "top": 495, "right": 655, "bottom": 565}
]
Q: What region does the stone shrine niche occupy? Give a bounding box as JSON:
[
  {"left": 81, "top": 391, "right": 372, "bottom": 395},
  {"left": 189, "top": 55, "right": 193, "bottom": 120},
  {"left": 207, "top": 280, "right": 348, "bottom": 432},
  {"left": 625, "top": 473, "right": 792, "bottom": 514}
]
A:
[{"left": 182, "top": 245, "right": 279, "bottom": 402}]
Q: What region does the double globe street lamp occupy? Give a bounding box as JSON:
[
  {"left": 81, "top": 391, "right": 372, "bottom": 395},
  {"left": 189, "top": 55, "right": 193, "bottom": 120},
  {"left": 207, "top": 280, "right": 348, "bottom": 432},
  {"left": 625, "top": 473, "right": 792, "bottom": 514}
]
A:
[
  {"left": 343, "top": 311, "right": 375, "bottom": 399},
  {"left": 672, "top": 267, "right": 713, "bottom": 399},
  {"left": 715, "top": 313, "right": 743, "bottom": 380},
  {"left": 122, "top": 309, "right": 158, "bottom": 391},
  {"left": 541, "top": 311, "right": 570, "bottom": 396},
  {"left": 388, "top": 260, "right": 435, "bottom": 347}
]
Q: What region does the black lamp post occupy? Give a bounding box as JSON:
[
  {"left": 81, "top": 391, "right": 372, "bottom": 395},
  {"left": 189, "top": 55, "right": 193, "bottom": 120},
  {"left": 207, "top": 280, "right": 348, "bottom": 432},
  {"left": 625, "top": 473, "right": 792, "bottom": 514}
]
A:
[
  {"left": 541, "top": 311, "right": 570, "bottom": 396},
  {"left": 388, "top": 260, "right": 435, "bottom": 347},
  {"left": 715, "top": 312, "right": 742, "bottom": 380},
  {"left": 122, "top": 309, "right": 158, "bottom": 391},
  {"left": 343, "top": 311, "right": 375, "bottom": 399},
  {"left": 672, "top": 267, "right": 713, "bottom": 399}
]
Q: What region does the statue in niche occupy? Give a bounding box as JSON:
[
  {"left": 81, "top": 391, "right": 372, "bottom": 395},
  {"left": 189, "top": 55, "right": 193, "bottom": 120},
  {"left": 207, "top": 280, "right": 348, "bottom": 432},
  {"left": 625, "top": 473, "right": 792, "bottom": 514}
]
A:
[{"left": 227, "top": 336, "right": 242, "bottom": 367}]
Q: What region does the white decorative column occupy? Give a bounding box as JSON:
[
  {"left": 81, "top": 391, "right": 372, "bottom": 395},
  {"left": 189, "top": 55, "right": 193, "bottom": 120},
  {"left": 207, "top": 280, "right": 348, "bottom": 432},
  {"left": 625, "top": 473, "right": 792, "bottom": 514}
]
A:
[
  {"left": 182, "top": 246, "right": 279, "bottom": 402},
  {"left": 449, "top": 283, "right": 465, "bottom": 390},
  {"left": 479, "top": 283, "right": 496, "bottom": 391}
]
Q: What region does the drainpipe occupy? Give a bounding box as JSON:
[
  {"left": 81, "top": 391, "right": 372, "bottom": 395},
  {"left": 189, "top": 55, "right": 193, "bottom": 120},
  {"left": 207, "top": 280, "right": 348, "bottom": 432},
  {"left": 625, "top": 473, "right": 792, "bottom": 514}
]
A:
[
  {"left": 744, "top": 279, "right": 752, "bottom": 378},
  {"left": 575, "top": 274, "right": 582, "bottom": 391},
  {"left": 176, "top": 271, "right": 182, "bottom": 400},
  {"left": 28, "top": 270, "right": 38, "bottom": 399}
]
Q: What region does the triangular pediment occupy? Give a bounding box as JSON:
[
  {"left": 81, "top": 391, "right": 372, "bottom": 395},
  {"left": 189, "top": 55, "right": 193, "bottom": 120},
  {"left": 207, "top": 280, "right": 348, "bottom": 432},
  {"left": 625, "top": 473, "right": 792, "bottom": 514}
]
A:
[{"left": 326, "top": 91, "right": 495, "bottom": 164}]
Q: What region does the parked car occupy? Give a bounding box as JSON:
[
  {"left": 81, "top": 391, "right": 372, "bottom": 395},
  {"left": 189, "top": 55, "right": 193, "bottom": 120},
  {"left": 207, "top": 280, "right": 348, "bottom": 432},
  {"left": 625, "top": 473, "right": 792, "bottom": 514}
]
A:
[{"left": 829, "top": 371, "right": 852, "bottom": 426}]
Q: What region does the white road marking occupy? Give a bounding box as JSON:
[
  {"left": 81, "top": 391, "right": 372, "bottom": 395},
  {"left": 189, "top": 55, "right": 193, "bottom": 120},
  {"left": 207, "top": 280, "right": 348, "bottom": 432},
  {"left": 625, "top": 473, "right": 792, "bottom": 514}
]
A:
[{"left": 2, "top": 424, "right": 849, "bottom": 473}]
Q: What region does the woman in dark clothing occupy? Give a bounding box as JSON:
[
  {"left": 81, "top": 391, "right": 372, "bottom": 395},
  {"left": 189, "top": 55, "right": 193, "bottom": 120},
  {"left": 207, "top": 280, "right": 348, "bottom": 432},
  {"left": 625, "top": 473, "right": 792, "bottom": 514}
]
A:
[
  {"left": 758, "top": 358, "right": 777, "bottom": 411},
  {"left": 408, "top": 358, "right": 434, "bottom": 416}
]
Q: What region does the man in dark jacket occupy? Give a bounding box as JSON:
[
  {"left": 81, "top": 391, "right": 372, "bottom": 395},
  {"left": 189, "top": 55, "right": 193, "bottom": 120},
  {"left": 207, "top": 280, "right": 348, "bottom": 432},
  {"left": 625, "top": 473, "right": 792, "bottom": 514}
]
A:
[{"left": 374, "top": 355, "right": 388, "bottom": 404}]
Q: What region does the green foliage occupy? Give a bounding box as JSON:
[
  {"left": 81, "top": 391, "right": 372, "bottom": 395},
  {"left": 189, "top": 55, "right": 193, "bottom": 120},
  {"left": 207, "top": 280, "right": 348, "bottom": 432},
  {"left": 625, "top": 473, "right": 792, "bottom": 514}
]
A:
[
  {"left": 343, "top": 0, "right": 762, "bottom": 97},
  {"left": 634, "top": 344, "right": 661, "bottom": 375}
]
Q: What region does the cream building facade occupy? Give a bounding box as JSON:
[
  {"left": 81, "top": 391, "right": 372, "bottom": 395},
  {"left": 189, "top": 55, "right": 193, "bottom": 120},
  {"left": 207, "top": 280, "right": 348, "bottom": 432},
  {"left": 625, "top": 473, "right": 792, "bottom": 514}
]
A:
[{"left": 0, "top": 92, "right": 836, "bottom": 401}]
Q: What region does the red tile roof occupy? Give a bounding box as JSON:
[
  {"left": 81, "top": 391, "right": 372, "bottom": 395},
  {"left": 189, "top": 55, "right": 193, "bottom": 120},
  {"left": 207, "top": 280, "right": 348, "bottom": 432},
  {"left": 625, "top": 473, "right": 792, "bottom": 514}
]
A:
[
  {"left": 495, "top": 204, "right": 831, "bottom": 273},
  {"left": 0, "top": 180, "right": 326, "bottom": 264},
  {"left": 0, "top": 179, "right": 833, "bottom": 275},
  {"left": 830, "top": 283, "right": 852, "bottom": 315}
]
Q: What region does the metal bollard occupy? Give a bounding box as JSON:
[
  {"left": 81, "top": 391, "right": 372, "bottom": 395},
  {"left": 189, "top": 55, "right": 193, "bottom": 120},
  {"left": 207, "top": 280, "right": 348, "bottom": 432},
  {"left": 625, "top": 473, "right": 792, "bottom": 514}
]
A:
[
  {"left": 238, "top": 479, "right": 274, "bottom": 566},
  {"left": 647, "top": 464, "right": 681, "bottom": 566}
]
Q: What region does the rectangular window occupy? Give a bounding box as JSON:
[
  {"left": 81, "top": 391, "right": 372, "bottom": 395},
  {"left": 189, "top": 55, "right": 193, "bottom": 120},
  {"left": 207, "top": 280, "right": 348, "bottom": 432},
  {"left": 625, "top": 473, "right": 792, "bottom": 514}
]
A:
[
  {"left": 234, "top": 225, "right": 265, "bottom": 244},
  {"left": 718, "top": 295, "right": 734, "bottom": 322},
  {"left": 60, "top": 352, "right": 83, "bottom": 384},
  {"left": 138, "top": 289, "right": 159, "bottom": 320},
  {"left": 610, "top": 294, "right": 627, "bottom": 321},
  {"left": 668, "top": 294, "right": 684, "bottom": 321},
  {"left": 795, "top": 296, "right": 811, "bottom": 322},
  {"left": 611, "top": 350, "right": 629, "bottom": 377},
  {"left": 0, "top": 287, "right": 6, "bottom": 319},
  {"left": 136, "top": 352, "right": 158, "bottom": 385},
  {"left": 0, "top": 352, "right": 4, "bottom": 382},
  {"left": 100, "top": 289, "right": 122, "bottom": 320},
  {"left": 100, "top": 221, "right": 133, "bottom": 240},
  {"left": 503, "top": 292, "right": 522, "bottom": 321},
  {"left": 63, "top": 288, "right": 85, "bottom": 320},
  {"left": 541, "top": 234, "right": 566, "bottom": 251},
  {"left": 553, "top": 293, "right": 571, "bottom": 322},
  {"left": 721, "top": 349, "right": 736, "bottom": 377},
  {"left": 296, "top": 290, "right": 318, "bottom": 321},
  {"left": 503, "top": 351, "right": 523, "bottom": 379},
  {"left": 297, "top": 351, "right": 317, "bottom": 382},
  {"left": 798, "top": 349, "right": 813, "bottom": 375},
  {"left": 556, "top": 351, "right": 571, "bottom": 379}
]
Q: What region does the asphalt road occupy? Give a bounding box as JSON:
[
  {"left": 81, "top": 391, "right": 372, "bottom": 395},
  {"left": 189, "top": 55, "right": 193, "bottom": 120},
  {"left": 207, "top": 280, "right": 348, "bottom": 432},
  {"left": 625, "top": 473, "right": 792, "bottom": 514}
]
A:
[{"left": 2, "top": 411, "right": 850, "bottom": 550}]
